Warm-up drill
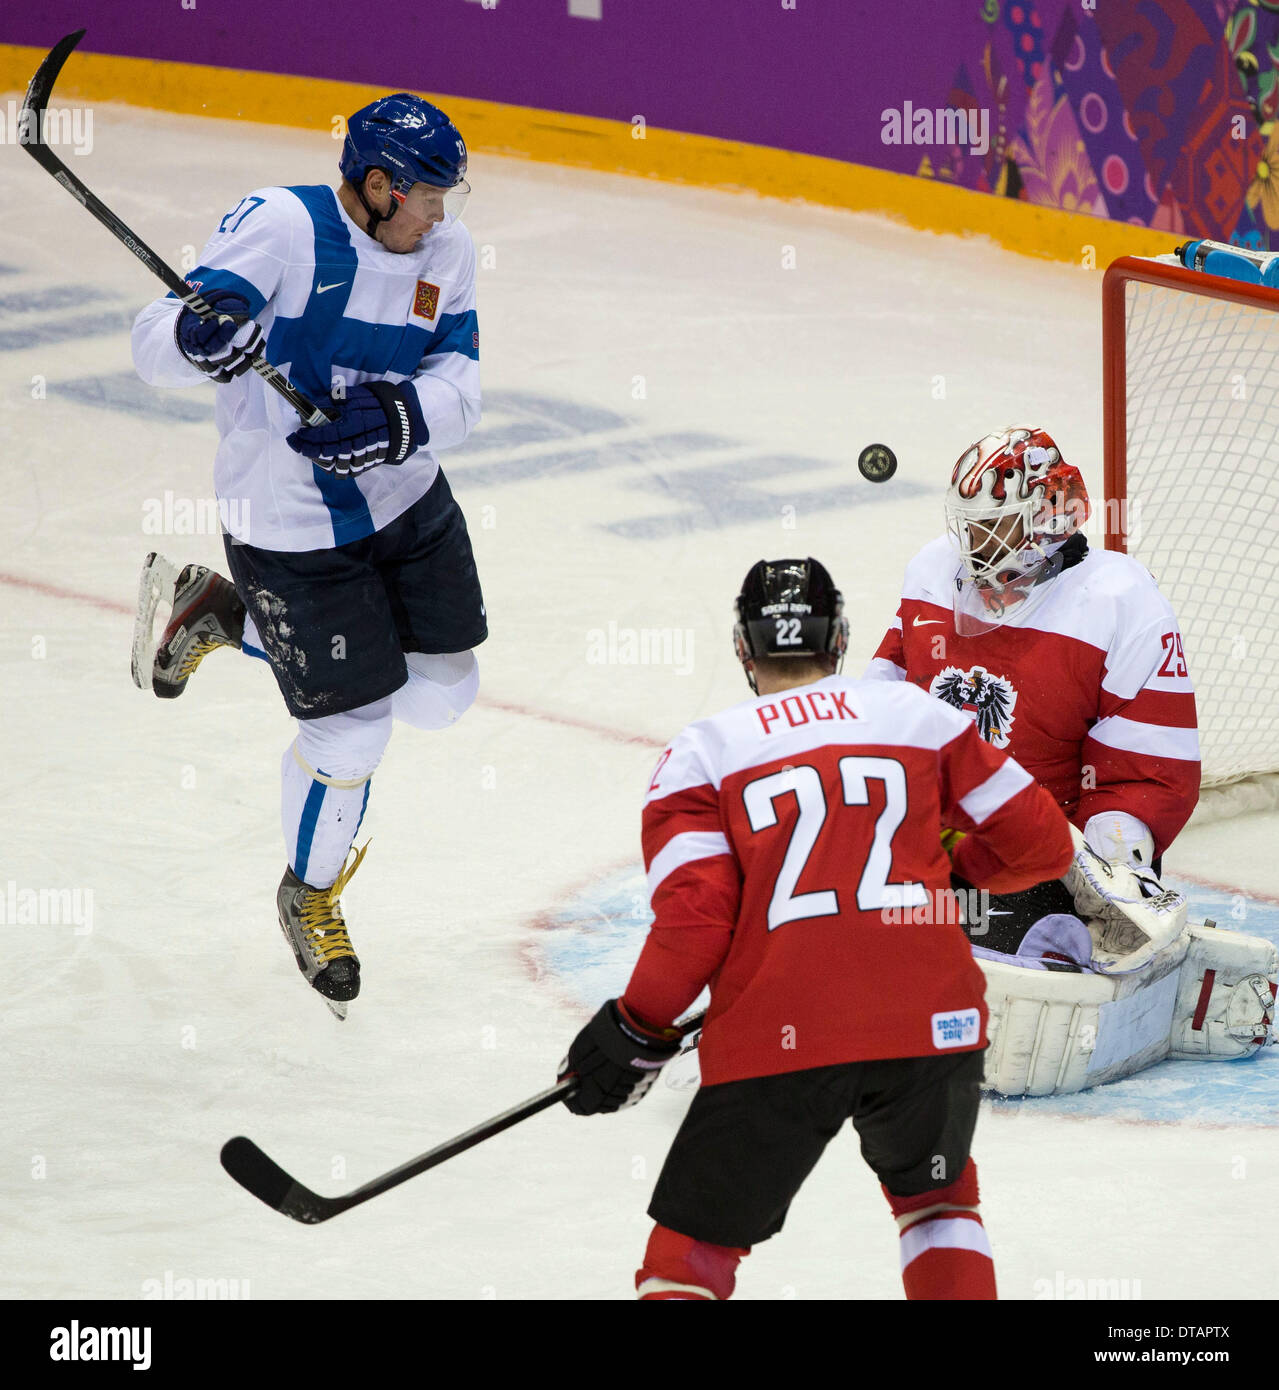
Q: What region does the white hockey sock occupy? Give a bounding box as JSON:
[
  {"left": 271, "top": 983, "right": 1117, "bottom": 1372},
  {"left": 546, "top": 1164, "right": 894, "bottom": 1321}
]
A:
[
  {"left": 241, "top": 612, "right": 270, "bottom": 664},
  {"left": 392, "top": 650, "right": 479, "bottom": 730},
  {"left": 282, "top": 699, "right": 393, "bottom": 888}
]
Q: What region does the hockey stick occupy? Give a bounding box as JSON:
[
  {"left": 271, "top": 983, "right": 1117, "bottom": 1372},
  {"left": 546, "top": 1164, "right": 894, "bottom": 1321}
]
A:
[
  {"left": 221, "top": 1008, "right": 707, "bottom": 1224},
  {"left": 19, "top": 30, "right": 334, "bottom": 426}
]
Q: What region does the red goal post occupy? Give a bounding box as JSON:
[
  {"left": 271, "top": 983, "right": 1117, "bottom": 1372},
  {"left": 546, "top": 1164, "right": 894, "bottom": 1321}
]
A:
[{"left": 1103, "top": 253, "right": 1279, "bottom": 820}]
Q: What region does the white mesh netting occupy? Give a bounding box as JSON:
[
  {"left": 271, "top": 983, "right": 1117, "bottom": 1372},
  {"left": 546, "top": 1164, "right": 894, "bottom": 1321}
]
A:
[{"left": 1119, "top": 273, "right": 1279, "bottom": 815}]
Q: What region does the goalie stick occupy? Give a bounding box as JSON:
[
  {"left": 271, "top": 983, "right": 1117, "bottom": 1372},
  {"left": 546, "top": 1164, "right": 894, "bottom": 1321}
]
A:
[
  {"left": 20, "top": 30, "right": 334, "bottom": 426},
  {"left": 221, "top": 1009, "right": 707, "bottom": 1224}
]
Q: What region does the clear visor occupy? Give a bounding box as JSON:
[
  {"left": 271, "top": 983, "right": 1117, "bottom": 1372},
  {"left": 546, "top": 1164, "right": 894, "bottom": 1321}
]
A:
[{"left": 393, "top": 177, "right": 471, "bottom": 226}]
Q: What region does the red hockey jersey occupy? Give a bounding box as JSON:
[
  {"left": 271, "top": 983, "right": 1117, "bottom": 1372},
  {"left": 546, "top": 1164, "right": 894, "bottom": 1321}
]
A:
[
  {"left": 623, "top": 675, "right": 1074, "bottom": 1086},
  {"left": 865, "top": 536, "right": 1200, "bottom": 857}
]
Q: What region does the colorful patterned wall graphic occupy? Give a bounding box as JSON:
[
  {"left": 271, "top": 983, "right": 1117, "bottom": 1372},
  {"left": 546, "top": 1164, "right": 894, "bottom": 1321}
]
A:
[{"left": 918, "top": 1, "right": 1270, "bottom": 247}]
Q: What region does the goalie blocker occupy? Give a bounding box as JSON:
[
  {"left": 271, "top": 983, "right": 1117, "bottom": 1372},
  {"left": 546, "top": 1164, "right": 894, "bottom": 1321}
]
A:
[{"left": 978, "top": 827, "right": 1277, "bottom": 1096}]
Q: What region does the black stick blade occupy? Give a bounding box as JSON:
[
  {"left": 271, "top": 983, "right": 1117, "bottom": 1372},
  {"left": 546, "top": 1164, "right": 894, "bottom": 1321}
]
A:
[
  {"left": 220, "top": 1136, "right": 336, "bottom": 1225},
  {"left": 21, "top": 30, "right": 86, "bottom": 132}
]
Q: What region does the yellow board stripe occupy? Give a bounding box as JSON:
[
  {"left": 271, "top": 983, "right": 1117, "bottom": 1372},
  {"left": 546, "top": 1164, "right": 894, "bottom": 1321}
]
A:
[{"left": 0, "top": 43, "right": 1182, "bottom": 266}]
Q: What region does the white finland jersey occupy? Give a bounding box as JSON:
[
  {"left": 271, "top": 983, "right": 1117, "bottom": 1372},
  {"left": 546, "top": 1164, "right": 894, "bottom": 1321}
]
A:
[{"left": 131, "top": 184, "right": 480, "bottom": 552}]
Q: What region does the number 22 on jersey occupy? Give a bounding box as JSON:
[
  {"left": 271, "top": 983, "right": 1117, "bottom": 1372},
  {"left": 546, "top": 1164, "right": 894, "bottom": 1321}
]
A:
[{"left": 742, "top": 756, "right": 927, "bottom": 930}]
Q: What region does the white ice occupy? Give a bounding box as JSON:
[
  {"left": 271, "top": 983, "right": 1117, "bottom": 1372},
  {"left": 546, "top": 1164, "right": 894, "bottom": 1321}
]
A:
[{"left": 3, "top": 103, "right": 1277, "bottom": 1301}]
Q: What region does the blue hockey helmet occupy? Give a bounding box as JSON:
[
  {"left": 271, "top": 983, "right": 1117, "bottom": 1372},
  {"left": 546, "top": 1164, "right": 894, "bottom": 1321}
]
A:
[{"left": 340, "top": 93, "right": 469, "bottom": 233}]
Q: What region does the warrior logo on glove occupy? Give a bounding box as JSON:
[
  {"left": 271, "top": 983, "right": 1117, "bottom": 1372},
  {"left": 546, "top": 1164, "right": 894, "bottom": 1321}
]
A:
[{"left": 286, "top": 380, "right": 430, "bottom": 477}]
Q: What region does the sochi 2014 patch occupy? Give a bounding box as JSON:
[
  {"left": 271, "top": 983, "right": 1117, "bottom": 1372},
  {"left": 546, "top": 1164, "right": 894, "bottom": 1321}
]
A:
[
  {"left": 932, "top": 1008, "right": 980, "bottom": 1049},
  {"left": 412, "top": 279, "right": 441, "bottom": 322}
]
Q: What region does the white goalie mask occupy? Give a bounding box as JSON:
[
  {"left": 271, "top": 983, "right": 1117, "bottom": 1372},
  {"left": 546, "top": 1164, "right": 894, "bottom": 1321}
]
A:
[{"left": 944, "top": 427, "right": 1089, "bottom": 636}]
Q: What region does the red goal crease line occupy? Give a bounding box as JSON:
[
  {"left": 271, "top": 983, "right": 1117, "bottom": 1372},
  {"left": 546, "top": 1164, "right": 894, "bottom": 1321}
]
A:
[{"left": 0, "top": 568, "right": 663, "bottom": 750}]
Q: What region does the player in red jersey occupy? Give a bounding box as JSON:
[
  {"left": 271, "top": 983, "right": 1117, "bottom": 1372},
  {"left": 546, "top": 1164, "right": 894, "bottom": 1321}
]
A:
[
  {"left": 557, "top": 558, "right": 1075, "bottom": 1299},
  {"left": 857, "top": 433, "right": 1277, "bottom": 1097},
  {"left": 865, "top": 427, "right": 1199, "bottom": 955}
]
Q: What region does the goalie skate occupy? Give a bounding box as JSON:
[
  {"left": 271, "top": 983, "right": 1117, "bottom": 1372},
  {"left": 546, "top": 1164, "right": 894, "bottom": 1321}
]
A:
[{"left": 131, "top": 552, "right": 244, "bottom": 698}]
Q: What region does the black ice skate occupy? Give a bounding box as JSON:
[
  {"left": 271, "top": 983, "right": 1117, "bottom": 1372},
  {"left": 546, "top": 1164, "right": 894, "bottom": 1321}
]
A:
[
  {"left": 131, "top": 552, "right": 245, "bottom": 698},
  {"left": 276, "top": 843, "right": 367, "bottom": 1020}
]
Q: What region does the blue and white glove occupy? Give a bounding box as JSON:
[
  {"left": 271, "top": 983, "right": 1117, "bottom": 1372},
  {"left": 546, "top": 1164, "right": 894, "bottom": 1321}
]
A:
[
  {"left": 175, "top": 288, "right": 264, "bottom": 383},
  {"left": 286, "top": 382, "right": 429, "bottom": 476}
]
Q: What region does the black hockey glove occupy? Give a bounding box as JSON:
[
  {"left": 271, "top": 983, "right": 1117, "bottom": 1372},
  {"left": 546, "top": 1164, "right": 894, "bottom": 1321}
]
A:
[
  {"left": 175, "top": 288, "right": 265, "bottom": 382},
  {"left": 559, "top": 999, "right": 682, "bottom": 1116},
  {"left": 286, "top": 381, "right": 429, "bottom": 476}
]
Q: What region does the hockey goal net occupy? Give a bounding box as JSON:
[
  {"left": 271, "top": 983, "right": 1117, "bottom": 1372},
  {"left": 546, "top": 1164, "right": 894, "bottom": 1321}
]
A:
[{"left": 1104, "top": 254, "right": 1279, "bottom": 822}]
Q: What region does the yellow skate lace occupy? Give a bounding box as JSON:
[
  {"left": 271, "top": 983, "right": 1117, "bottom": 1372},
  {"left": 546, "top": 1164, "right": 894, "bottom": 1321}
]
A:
[
  {"left": 177, "top": 633, "right": 229, "bottom": 679},
  {"left": 298, "top": 842, "right": 369, "bottom": 963}
]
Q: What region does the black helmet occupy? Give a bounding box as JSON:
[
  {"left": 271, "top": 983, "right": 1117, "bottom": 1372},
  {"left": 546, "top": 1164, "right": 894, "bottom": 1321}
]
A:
[{"left": 733, "top": 557, "right": 849, "bottom": 693}]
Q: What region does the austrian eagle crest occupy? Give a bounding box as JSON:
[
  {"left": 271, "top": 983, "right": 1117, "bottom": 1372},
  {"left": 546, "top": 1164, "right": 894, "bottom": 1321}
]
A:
[{"left": 931, "top": 665, "right": 1017, "bottom": 747}]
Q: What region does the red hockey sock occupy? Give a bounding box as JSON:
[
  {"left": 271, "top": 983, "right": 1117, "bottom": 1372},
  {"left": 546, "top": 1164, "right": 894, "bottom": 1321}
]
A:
[
  {"left": 635, "top": 1223, "right": 749, "bottom": 1300},
  {"left": 884, "top": 1159, "right": 996, "bottom": 1300}
]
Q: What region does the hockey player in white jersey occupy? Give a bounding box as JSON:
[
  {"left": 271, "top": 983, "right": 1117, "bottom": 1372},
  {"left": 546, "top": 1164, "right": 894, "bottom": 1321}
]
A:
[
  {"left": 129, "top": 94, "right": 486, "bottom": 1017},
  {"left": 863, "top": 427, "right": 1277, "bottom": 1092}
]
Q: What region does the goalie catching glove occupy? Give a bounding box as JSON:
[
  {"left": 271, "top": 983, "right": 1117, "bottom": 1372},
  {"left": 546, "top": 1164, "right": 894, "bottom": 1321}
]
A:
[
  {"left": 1066, "top": 832, "right": 1184, "bottom": 973},
  {"left": 559, "top": 999, "right": 682, "bottom": 1115},
  {"left": 287, "top": 381, "right": 429, "bottom": 476}
]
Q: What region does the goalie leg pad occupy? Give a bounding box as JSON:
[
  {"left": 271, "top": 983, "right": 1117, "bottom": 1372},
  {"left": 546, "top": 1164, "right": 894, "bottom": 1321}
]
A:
[
  {"left": 1170, "top": 923, "right": 1278, "bottom": 1059},
  {"left": 980, "top": 921, "right": 1279, "bottom": 1093},
  {"left": 979, "top": 937, "right": 1188, "bottom": 1096}
]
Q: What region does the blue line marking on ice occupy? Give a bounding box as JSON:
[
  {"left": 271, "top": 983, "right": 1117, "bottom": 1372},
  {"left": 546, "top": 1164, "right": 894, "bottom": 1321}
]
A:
[
  {"left": 59, "top": 373, "right": 216, "bottom": 423},
  {"left": 0, "top": 309, "right": 134, "bottom": 351},
  {"left": 0, "top": 285, "right": 109, "bottom": 313},
  {"left": 535, "top": 867, "right": 1279, "bottom": 1125}
]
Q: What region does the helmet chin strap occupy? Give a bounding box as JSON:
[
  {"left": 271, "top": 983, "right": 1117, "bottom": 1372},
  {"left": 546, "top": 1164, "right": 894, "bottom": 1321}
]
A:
[{"left": 355, "top": 178, "right": 398, "bottom": 242}]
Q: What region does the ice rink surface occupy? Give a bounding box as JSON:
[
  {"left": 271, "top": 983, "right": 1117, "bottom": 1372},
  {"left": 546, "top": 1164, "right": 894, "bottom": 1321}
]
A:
[{"left": 4, "top": 104, "right": 1278, "bottom": 1301}]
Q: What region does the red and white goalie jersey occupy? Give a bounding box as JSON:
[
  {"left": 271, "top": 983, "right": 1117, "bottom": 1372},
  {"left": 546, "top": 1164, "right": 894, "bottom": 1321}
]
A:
[
  {"left": 622, "top": 675, "right": 1074, "bottom": 1087},
  {"left": 865, "top": 537, "right": 1200, "bottom": 857}
]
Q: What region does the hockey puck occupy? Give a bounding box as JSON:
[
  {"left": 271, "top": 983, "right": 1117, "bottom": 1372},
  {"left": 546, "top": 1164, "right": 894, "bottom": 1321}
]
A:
[{"left": 858, "top": 443, "right": 897, "bottom": 483}]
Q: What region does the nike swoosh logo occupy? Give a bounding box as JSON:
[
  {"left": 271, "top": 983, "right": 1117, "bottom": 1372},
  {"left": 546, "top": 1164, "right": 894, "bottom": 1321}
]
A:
[
  {"left": 316, "top": 281, "right": 347, "bottom": 294},
  {"left": 912, "top": 615, "right": 945, "bottom": 626}
]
